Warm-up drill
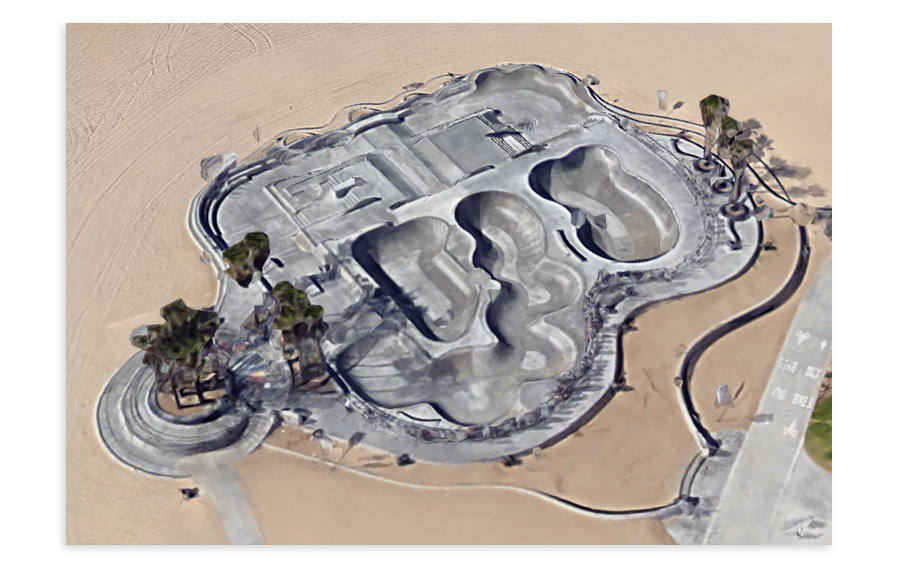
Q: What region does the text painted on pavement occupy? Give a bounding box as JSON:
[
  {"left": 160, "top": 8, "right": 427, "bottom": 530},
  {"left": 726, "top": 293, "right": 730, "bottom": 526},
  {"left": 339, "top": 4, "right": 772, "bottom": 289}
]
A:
[
  {"left": 776, "top": 358, "right": 799, "bottom": 373},
  {"left": 791, "top": 393, "right": 816, "bottom": 410},
  {"left": 783, "top": 420, "right": 798, "bottom": 438}
]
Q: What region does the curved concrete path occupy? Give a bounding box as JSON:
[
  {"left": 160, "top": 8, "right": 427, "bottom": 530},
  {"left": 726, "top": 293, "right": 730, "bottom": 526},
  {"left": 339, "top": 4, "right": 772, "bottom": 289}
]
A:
[{"left": 96, "top": 351, "right": 276, "bottom": 478}]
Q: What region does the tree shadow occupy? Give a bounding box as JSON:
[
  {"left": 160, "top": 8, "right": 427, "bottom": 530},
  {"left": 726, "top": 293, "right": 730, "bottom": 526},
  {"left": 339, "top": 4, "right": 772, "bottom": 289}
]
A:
[
  {"left": 742, "top": 118, "right": 829, "bottom": 200},
  {"left": 788, "top": 183, "right": 829, "bottom": 199},
  {"left": 768, "top": 155, "right": 812, "bottom": 180},
  {"left": 740, "top": 118, "right": 773, "bottom": 156},
  {"left": 742, "top": 118, "right": 763, "bottom": 131}
]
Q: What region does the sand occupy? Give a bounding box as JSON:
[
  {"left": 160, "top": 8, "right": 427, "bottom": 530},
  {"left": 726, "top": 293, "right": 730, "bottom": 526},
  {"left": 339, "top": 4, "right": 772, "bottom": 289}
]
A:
[
  {"left": 239, "top": 446, "right": 676, "bottom": 545},
  {"left": 66, "top": 23, "right": 831, "bottom": 544}
]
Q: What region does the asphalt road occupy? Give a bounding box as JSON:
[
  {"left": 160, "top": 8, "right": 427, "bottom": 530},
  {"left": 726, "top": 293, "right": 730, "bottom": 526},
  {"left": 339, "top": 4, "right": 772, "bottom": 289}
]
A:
[{"left": 702, "top": 255, "right": 831, "bottom": 544}]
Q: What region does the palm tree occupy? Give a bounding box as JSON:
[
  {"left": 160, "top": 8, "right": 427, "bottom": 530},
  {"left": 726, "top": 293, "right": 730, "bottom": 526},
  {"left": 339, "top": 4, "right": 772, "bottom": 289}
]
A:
[
  {"left": 700, "top": 95, "right": 730, "bottom": 162},
  {"left": 271, "top": 281, "right": 329, "bottom": 385},
  {"left": 223, "top": 232, "right": 270, "bottom": 287},
  {"left": 717, "top": 116, "right": 743, "bottom": 162},
  {"left": 130, "top": 299, "right": 225, "bottom": 403},
  {"left": 729, "top": 138, "right": 757, "bottom": 204}
]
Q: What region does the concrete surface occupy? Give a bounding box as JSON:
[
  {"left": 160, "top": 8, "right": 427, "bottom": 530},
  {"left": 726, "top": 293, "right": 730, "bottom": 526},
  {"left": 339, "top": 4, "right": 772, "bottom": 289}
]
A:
[
  {"left": 98, "top": 63, "right": 762, "bottom": 470},
  {"left": 701, "top": 255, "right": 831, "bottom": 544},
  {"left": 188, "top": 63, "right": 760, "bottom": 462},
  {"left": 194, "top": 465, "right": 264, "bottom": 545},
  {"left": 766, "top": 450, "right": 831, "bottom": 544},
  {"left": 96, "top": 350, "right": 276, "bottom": 478},
  {"left": 664, "top": 429, "right": 745, "bottom": 545}
]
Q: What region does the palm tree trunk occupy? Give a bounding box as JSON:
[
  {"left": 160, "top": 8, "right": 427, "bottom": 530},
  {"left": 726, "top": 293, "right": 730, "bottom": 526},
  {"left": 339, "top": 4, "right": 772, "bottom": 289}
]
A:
[
  {"left": 731, "top": 157, "right": 747, "bottom": 204},
  {"left": 704, "top": 124, "right": 719, "bottom": 161}
]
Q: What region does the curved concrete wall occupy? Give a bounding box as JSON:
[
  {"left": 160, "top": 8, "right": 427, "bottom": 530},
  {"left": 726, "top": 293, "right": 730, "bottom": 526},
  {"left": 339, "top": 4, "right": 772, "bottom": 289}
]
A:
[
  {"left": 352, "top": 217, "right": 479, "bottom": 343},
  {"left": 343, "top": 191, "right": 584, "bottom": 426},
  {"left": 530, "top": 145, "right": 680, "bottom": 262}
]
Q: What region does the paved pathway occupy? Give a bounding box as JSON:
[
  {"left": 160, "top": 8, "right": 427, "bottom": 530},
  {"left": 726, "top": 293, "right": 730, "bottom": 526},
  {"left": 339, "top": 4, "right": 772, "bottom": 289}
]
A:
[
  {"left": 703, "top": 255, "right": 831, "bottom": 544},
  {"left": 194, "top": 464, "right": 264, "bottom": 545},
  {"left": 765, "top": 450, "right": 831, "bottom": 544}
]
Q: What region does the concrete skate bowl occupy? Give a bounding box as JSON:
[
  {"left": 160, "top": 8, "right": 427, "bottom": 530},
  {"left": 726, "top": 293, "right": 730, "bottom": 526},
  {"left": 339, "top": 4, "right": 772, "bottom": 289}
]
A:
[
  {"left": 529, "top": 145, "right": 679, "bottom": 262},
  {"left": 457, "top": 64, "right": 595, "bottom": 142},
  {"left": 350, "top": 217, "right": 479, "bottom": 343},
  {"left": 345, "top": 191, "right": 585, "bottom": 426}
]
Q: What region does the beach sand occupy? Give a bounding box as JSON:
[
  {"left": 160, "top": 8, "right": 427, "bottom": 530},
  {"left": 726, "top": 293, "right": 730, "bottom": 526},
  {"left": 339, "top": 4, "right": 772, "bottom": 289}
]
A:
[{"left": 66, "top": 23, "right": 831, "bottom": 544}]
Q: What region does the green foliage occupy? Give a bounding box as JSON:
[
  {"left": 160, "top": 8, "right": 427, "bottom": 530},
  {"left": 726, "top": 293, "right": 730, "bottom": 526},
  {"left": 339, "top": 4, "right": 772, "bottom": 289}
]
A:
[
  {"left": 717, "top": 116, "right": 743, "bottom": 158},
  {"left": 730, "top": 138, "right": 756, "bottom": 161},
  {"left": 804, "top": 395, "right": 832, "bottom": 471},
  {"left": 271, "top": 281, "right": 325, "bottom": 331},
  {"left": 269, "top": 281, "right": 329, "bottom": 381},
  {"left": 270, "top": 280, "right": 328, "bottom": 381},
  {"left": 223, "top": 232, "right": 270, "bottom": 287},
  {"left": 700, "top": 94, "right": 730, "bottom": 126},
  {"left": 242, "top": 232, "right": 270, "bottom": 269},
  {"left": 132, "top": 299, "right": 220, "bottom": 369},
  {"left": 721, "top": 116, "right": 742, "bottom": 138},
  {"left": 700, "top": 94, "right": 729, "bottom": 111},
  {"left": 223, "top": 244, "right": 250, "bottom": 266}
]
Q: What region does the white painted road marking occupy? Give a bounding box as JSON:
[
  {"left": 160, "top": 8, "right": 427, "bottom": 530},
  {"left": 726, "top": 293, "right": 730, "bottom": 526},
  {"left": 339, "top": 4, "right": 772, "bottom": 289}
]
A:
[
  {"left": 791, "top": 393, "right": 815, "bottom": 410},
  {"left": 782, "top": 420, "right": 798, "bottom": 438},
  {"left": 776, "top": 358, "right": 798, "bottom": 373}
]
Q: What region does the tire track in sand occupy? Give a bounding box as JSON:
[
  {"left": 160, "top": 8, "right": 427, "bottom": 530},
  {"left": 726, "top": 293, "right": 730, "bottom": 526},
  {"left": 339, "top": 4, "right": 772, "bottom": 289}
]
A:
[
  {"left": 67, "top": 25, "right": 247, "bottom": 183},
  {"left": 68, "top": 115, "right": 252, "bottom": 345}
]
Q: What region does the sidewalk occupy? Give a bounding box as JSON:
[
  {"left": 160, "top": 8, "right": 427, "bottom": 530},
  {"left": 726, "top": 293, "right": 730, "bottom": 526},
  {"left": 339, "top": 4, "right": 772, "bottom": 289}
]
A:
[
  {"left": 194, "top": 464, "right": 264, "bottom": 545},
  {"left": 702, "top": 255, "right": 831, "bottom": 544}
]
